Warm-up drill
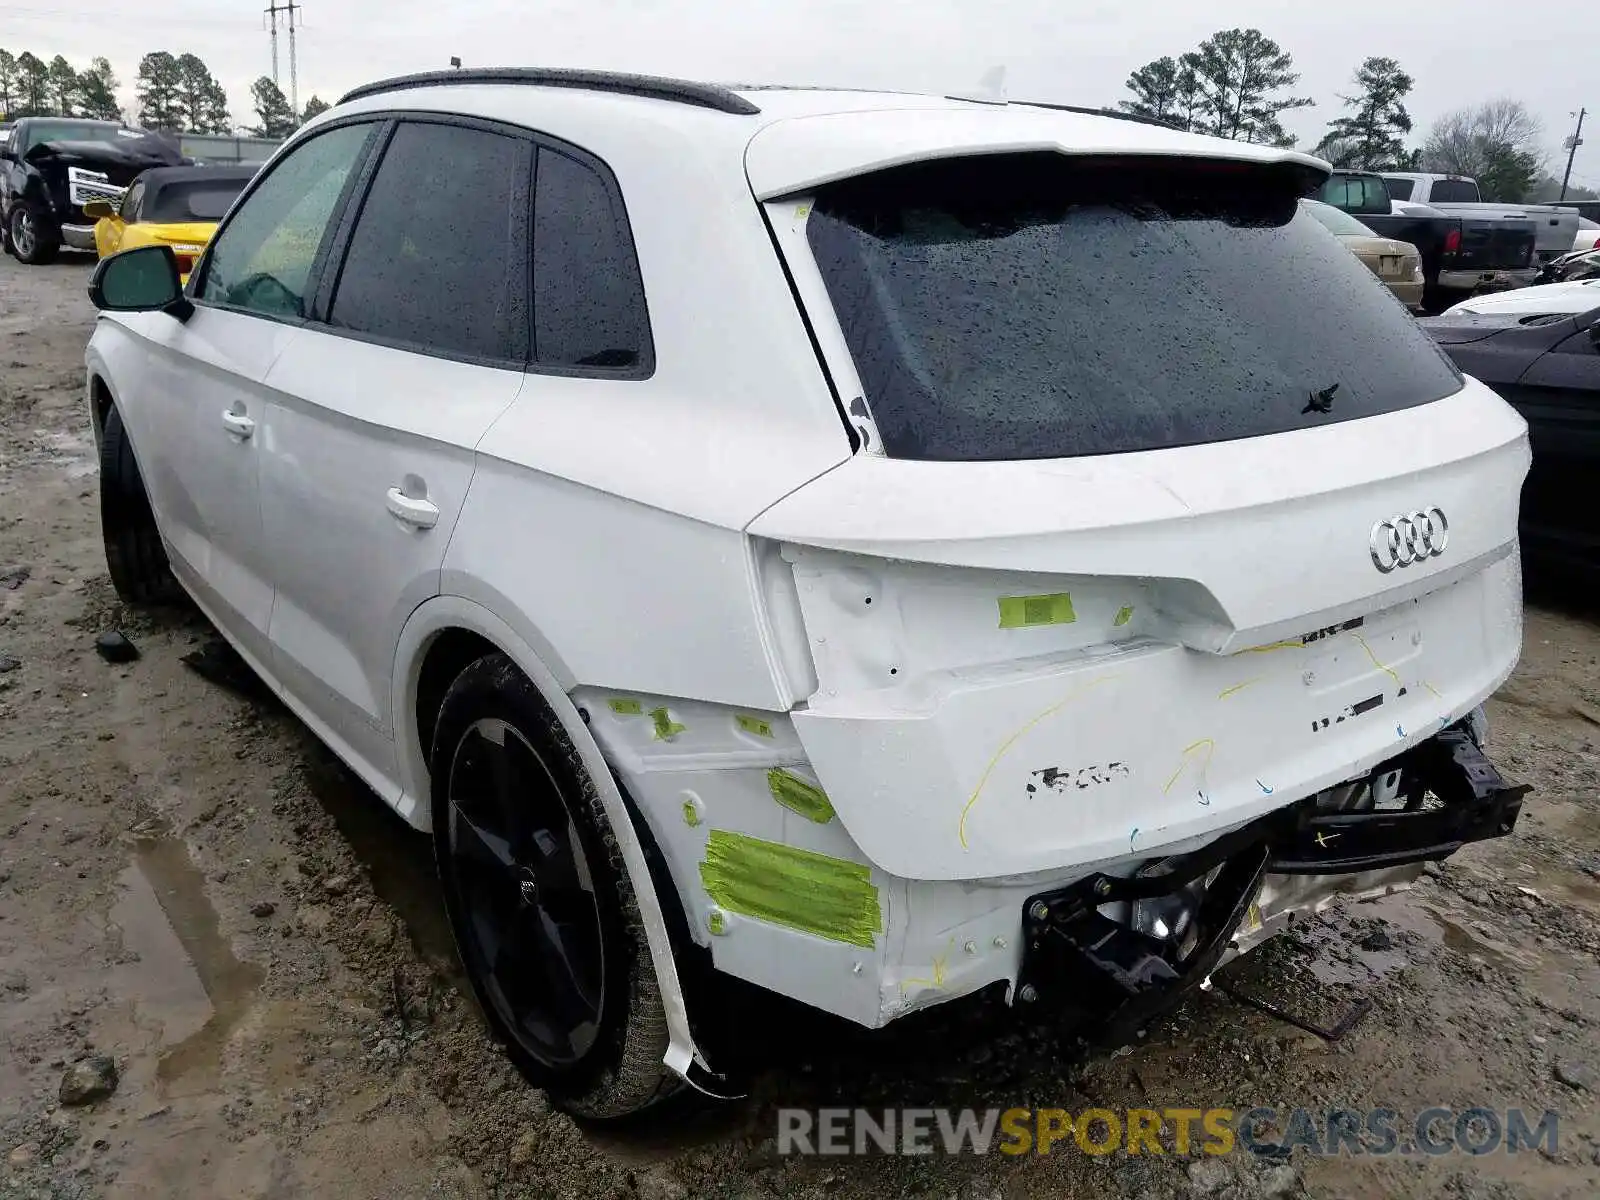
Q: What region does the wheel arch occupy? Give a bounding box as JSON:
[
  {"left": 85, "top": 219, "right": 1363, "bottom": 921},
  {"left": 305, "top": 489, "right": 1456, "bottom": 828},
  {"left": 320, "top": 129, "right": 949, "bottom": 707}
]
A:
[
  {"left": 88, "top": 369, "right": 115, "bottom": 450},
  {"left": 389, "top": 593, "right": 717, "bottom": 1087}
]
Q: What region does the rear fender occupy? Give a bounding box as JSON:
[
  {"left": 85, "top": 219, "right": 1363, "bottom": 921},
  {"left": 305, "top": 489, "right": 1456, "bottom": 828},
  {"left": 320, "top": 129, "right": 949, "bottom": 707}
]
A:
[{"left": 390, "top": 594, "right": 713, "bottom": 1084}]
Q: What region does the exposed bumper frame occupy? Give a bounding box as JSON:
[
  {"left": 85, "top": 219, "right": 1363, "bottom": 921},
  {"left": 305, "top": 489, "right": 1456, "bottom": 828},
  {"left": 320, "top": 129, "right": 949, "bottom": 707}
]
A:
[{"left": 1015, "top": 725, "right": 1526, "bottom": 1029}]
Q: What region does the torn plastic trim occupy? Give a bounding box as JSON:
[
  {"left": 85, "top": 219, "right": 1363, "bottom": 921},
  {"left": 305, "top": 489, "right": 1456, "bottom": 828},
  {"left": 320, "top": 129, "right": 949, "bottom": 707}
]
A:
[{"left": 1013, "top": 721, "right": 1527, "bottom": 1028}]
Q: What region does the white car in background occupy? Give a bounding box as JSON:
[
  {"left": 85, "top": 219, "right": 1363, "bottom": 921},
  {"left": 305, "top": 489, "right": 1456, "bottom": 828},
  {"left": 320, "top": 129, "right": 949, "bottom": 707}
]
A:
[
  {"left": 82, "top": 68, "right": 1532, "bottom": 1117},
  {"left": 1573, "top": 217, "right": 1600, "bottom": 253},
  {"left": 1443, "top": 277, "right": 1600, "bottom": 316}
]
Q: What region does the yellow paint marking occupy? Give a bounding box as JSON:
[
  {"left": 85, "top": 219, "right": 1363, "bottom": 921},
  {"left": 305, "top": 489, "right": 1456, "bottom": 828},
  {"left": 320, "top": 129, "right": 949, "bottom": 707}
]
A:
[
  {"left": 1219, "top": 678, "right": 1262, "bottom": 700},
  {"left": 1315, "top": 830, "right": 1341, "bottom": 848},
  {"left": 899, "top": 941, "right": 953, "bottom": 994},
  {"left": 957, "top": 675, "right": 1118, "bottom": 849},
  {"left": 1352, "top": 632, "right": 1402, "bottom": 689},
  {"left": 1163, "top": 738, "right": 1216, "bottom": 794},
  {"left": 1424, "top": 681, "right": 1443, "bottom": 699},
  {"left": 1234, "top": 639, "right": 1303, "bottom": 655}
]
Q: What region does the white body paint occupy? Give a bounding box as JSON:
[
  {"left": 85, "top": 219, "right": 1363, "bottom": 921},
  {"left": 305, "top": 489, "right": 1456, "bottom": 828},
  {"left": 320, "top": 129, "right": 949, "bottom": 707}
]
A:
[{"left": 86, "top": 80, "right": 1530, "bottom": 1067}]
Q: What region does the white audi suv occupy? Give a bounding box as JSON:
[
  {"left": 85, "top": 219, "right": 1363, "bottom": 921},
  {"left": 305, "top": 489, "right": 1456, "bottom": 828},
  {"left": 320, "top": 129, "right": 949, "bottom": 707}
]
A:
[{"left": 84, "top": 68, "right": 1531, "bottom": 1117}]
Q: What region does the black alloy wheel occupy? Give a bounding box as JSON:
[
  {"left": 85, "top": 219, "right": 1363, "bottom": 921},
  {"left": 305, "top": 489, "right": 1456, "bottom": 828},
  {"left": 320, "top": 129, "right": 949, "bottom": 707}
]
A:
[
  {"left": 445, "top": 715, "right": 606, "bottom": 1066},
  {"left": 430, "top": 654, "right": 678, "bottom": 1117}
]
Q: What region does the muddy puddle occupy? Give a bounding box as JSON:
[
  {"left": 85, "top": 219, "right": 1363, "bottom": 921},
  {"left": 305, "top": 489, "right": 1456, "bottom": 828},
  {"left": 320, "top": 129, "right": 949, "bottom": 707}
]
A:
[{"left": 109, "top": 832, "right": 263, "bottom": 1094}]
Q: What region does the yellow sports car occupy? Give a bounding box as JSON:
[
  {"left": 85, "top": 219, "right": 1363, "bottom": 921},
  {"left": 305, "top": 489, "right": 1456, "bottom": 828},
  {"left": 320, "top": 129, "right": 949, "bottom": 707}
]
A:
[{"left": 85, "top": 164, "right": 257, "bottom": 284}]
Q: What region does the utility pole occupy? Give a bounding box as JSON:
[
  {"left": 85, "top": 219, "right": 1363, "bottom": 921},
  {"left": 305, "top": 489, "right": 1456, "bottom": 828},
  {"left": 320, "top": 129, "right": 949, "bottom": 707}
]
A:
[
  {"left": 264, "top": 1, "right": 301, "bottom": 114},
  {"left": 1560, "top": 107, "right": 1586, "bottom": 202}
]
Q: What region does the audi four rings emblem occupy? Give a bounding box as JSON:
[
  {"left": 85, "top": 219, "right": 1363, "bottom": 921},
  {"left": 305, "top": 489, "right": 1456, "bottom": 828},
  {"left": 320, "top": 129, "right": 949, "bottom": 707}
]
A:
[{"left": 1369, "top": 508, "right": 1449, "bottom": 572}]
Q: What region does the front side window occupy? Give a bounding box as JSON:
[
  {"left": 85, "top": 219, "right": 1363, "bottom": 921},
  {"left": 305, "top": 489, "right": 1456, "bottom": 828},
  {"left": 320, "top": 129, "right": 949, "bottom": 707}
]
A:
[
  {"left": 199, "top": 122, "right": 374, "bottom": 319},
  {"left": 1384, "top": 177, "right": 1414, "bottom": 200},
  {"left": 808, "top": 153, "right": 1463, "bottom": 462},
  {"left": 328, "top": 121, "right": 529, "bottom": 363},
  {"left": 532, "top": 146, "right": 652, "bottom": 372}
]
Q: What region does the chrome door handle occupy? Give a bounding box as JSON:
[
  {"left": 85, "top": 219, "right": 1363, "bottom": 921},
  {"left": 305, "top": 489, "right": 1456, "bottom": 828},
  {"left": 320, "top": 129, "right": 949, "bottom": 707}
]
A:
[
  {"left": 221, "top": 409, "right": 255, "bottom": 439},
  {"left": 385, "top": 487, "right": 440, "bottom": 530}
]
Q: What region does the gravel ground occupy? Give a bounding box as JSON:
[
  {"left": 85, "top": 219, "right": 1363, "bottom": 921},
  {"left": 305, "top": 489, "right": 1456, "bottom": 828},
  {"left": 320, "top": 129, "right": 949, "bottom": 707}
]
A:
[{"left": 2, "top": 252, "right": 1599, "bottom": 1200}]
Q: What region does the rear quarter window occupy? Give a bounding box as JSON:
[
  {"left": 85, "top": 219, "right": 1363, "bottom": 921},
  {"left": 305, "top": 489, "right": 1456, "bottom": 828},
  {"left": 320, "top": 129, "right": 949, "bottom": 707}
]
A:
[{"left": 807, "top": 153, "right": 1463, "bottom": 461}]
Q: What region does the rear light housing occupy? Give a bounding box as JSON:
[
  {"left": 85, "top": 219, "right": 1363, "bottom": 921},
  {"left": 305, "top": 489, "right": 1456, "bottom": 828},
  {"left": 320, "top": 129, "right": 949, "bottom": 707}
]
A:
[{"left": 1443, "top": 228, "right": 1462, "bottom": 255}]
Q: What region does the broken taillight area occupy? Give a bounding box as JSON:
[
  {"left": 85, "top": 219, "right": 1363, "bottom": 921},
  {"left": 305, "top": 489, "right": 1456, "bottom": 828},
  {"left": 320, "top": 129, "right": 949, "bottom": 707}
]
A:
[{"left": 1013, "top": 715, "right": 1526, "bottom": 1032}]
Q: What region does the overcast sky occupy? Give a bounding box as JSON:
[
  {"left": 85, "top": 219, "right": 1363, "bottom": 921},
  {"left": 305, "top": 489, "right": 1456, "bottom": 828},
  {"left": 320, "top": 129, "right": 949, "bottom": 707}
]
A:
[{"left": 4, "top": 0, "right": 1595, "bottom": 187}]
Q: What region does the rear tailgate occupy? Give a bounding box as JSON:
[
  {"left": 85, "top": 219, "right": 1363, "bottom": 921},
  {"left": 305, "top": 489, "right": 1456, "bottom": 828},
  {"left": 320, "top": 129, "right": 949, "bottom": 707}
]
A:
[
  {"left": 751, "top": 383, "right": 1527, "bottom": 881},
  {"left": 1456, "top": 217, "right": 1537, "bottom": 272},
  {"left": 746, "top": 127, "right": 1529, "bottom": 883}
]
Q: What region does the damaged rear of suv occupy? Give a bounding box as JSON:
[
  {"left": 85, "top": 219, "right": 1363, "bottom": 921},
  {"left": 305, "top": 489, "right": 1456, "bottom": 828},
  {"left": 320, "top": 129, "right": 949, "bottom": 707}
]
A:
[
  {"left": 85, "top": 71, "right": 1530, "bottom": 1118},
  {"left": 736, "top": 138, "right": 1529, "bottom": 1032}
]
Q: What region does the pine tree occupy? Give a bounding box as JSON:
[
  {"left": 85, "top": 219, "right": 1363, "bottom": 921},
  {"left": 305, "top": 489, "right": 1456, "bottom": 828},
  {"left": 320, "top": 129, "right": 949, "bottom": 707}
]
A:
[
  {"left": 0, "top": 50, "right": 17, "bottom": 119},
  {"left": 77, "top": 58, "right": 121, "bottom": 122},
  {"left": 301, "top": 95, "right": 330, "bottom": 123},
  {"left": 1316, "top": 57, "right": 1413, "bottom": 170},
  {"left": 176, "top": 53, "right": 231, "bottom": 133},
  {"left": 136, "top": 51, "right": 185, "bottom": 130},
  {"left": 15, "top": 51, "right": 49, "bottom": 117},
  {"left": 1187, "top": 28, "right": 1313, "bottom": 143},
  {"left": 47, "top": 54, "right": 79, "bottom": 116},
  {"left": 248, "top": 76, "right": 298, "bottom": 138}
]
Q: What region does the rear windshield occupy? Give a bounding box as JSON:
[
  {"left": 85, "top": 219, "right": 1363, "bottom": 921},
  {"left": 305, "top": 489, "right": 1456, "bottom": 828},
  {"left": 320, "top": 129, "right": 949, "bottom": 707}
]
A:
[
  {"left": 1429, "top": 178, "right": 1480, "bottom": 203},
  {"left": 807, "top": 154, "right": 1462, "bottom": 461},
  {"left": 145, "top": 177, "right": 250, "bottom": 223}
]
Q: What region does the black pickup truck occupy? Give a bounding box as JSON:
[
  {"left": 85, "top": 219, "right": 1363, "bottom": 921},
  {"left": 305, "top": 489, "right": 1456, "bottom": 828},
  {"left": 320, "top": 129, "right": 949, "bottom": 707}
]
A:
[
  {"left": 1316, "top": 170, "right": 1537, "bottom": 314},
  {"left": 0, "top": 117, "right": 185, "bottom": 265}
]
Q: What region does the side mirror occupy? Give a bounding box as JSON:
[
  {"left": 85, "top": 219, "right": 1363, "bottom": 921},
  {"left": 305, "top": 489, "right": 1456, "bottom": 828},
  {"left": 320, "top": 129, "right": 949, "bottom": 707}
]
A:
[
  {"left": 82, "top": 199, "right": 116, "bottom": 220},
  {"left": 88, "top": 245, "right": 193, "bottom": 321}
]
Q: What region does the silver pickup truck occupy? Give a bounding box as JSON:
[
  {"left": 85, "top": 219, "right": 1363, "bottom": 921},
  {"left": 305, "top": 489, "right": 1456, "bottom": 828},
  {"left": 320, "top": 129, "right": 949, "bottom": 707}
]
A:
[{"left": 1382, "top": 172, "right": 1579, "bottom": 264}]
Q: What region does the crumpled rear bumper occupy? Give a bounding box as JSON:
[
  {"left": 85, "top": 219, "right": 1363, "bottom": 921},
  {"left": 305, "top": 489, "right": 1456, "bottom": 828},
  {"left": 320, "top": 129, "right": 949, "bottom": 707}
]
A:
[{"left": 1013, "top": 724, "right": 1526, "bottom": 1029}]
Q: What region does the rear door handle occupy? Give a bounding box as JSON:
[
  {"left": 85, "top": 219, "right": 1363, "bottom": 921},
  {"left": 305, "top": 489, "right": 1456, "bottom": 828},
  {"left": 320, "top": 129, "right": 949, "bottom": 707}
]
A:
[
  {"left": 221, "top": 408, "right": 255, "bottom": 439},
  {"left": 385, "top": 487, "right": 440, "bottom": 530}
]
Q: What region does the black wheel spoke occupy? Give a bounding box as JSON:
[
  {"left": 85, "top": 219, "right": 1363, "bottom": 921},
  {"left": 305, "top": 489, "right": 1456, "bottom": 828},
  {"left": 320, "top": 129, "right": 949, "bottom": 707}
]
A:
[
  {"left": 444, "top": 716, "right": 606, "bottom": 1068},
  {"left": 451, "top": 800, "right": 518, "bottom": 873}
]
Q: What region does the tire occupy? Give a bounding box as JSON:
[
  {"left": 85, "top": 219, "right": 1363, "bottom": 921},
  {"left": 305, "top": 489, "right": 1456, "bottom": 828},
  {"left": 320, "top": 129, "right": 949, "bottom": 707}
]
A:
[
  {"left": 430, "top": 653, "right": 680, "bottom": 1118},
  {"left": 9, "top": 202, "right": 60, "bottom": 265},
  {"left": 100, "top": 406, "right": 182, "bottom": 605},
  {"left": 0, "top": 206, "right": 13, "bottom": 257}
]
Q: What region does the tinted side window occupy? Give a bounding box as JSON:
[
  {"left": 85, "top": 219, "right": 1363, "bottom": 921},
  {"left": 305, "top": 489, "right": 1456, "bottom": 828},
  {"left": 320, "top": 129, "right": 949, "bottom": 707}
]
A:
[
  {"left": 532, "top": 147, "right": 652, "bottom": 372},
  {"left": 1360, "top": 177, "right": 1389, "bottom": 209},
  {"left": 200, "top": 122, "right": 373, "bottom": 319},
  {"left": 1385, "top": 177, "right": 1414, "bottom": 201},
  {"left": 328, "top": 121, "right": 529, "bottom": 363}
]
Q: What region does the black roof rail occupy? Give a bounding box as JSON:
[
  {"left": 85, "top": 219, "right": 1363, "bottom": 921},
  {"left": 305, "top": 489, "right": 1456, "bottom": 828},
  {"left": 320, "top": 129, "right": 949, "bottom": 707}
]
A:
[
  {"left": 1010, "top": 100, "right": 1184, "bottom": 133},
  {"left": 338, "top": 68, "right": 761, "bottom": 115}
]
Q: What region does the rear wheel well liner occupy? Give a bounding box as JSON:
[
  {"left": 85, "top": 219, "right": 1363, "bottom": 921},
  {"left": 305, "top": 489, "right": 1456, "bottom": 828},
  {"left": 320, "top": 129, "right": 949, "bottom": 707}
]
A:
[{"left": 414, "top": 626, "right": 500, "bottom": 760}]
